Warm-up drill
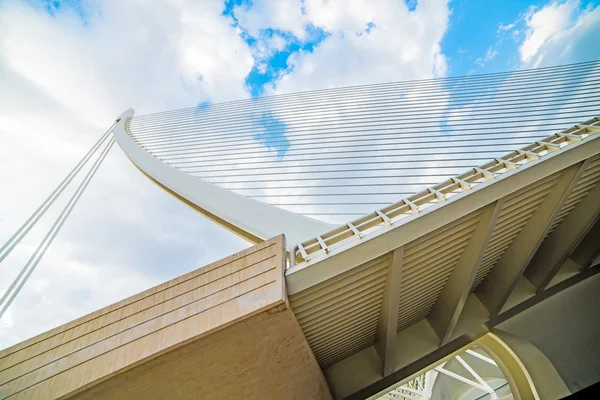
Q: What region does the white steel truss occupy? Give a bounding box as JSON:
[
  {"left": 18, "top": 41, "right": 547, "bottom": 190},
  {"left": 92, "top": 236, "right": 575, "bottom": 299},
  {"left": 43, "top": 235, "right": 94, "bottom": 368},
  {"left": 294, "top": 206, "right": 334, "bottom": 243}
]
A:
[{"left": 377, "top": 345, "right": 509, "bottom": 400}]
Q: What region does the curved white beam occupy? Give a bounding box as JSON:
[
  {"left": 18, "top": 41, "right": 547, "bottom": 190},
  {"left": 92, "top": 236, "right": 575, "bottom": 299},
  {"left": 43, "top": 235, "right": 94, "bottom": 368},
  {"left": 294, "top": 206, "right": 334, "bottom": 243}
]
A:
[{"left": 112, "top": 109, "right": 333, "bottom": 249}]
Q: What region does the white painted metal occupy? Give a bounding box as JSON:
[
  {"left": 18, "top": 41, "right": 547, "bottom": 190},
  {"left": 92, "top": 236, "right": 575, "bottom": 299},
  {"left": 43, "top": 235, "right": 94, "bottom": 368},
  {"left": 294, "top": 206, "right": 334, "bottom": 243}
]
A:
[
  {"left": 286, "top": 118, "right": 600, "bottom": 294},
  {"left": 525, "top": 178, "right": 600, "bottom": 290},
  {"left": 112, "top": 67, "right": 600, "bottom": 399},
  {"left": 434, "top": 365, "right": 490, "bottom": 392},
  {"left": 428, "top": 200, "right": 504, "bottom": 344},
  {"left": 465, "top": 349, "right": 497, "bottom": 366},
  {"left": 375, "top": 247, "right": 404, "bottom": 376},
  {"left": 284, "top": 117, "right": 600, "bottom": 394},
  {"left": 112, "top": 109, "right": 332, "bottom": 249},
  {"left": 377, "top": 346, "right": 508, "bottom": 400},
  {"left": 455, "top": 355, "right": 495, "bottom": 394},
  {"left": 477, "top": 161, "right": 587, "bottom": 315},
  {"left": 127, "top": 61, "right": 600, "bottom": 224}
]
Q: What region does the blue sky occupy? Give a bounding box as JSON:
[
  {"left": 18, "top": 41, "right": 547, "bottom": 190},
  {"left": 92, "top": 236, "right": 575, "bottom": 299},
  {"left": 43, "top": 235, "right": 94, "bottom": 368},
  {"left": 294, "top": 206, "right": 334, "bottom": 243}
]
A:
[
  {"left": 443, "top": 0, "right": 599, "bottom": 74},
  {"left": 19, "top": 0, "right": 600, "bottom": 98},
  {"left": 1, "top": 0, "right": 600, "bottom": 347},
  {"left": 222, "top": 0, "right": 600, "bottom": 96}
]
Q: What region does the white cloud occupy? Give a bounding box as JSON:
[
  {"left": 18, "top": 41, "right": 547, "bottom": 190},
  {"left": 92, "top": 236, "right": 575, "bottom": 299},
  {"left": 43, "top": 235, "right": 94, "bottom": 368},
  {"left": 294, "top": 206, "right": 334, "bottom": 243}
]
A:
[
  {"left": 0, "top": 0, "right": 251, "bottom": 348},
  {"left": 519, "top": 0, "right": 600, "bottom": 67},
  {"left": 498, "top": 23, "right": 516, "bottom": 32},
  {"left": 235, "top": 0, "right": 450, "bottom": 94},
  {"left": 233, "top": 0, "right": 308, "bottom": 40},
  {"left": 475, "top": 45, "right": 499, "bottom": 67}
]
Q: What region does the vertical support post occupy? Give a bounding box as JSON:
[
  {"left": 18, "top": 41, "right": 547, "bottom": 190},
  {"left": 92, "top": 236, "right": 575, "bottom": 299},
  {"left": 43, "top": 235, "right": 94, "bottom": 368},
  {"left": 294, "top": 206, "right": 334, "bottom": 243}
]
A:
[
  {"left": 423, "top": 370, "right": 438, "bottom": 400},
  {"left": 569, "top": 218, "right": 600, "bottom": 269},
  {"left": 375, "top": 247, "right": 404, "bottom": 376},
  {"left": 525, "top": 181, "right": 600, "bottom": 290},
  {"left": 477, "top": 162, "right": 586, "bottom": 316},
  {"left": 428, "top": 200, "right": 504, "bottom": 344}
]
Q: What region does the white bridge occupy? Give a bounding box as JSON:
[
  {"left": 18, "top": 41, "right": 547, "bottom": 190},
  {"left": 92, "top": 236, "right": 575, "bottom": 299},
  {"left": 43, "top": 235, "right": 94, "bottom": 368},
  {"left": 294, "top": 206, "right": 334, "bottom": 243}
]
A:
[{"left": 1, "top": 60, "right": 600, "bottom": 399}]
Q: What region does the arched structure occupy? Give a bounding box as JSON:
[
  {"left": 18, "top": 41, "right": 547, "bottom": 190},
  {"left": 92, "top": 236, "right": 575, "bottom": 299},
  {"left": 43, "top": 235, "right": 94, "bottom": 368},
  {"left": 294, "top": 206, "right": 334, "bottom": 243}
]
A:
[
  {"left": 2, "top": 61, "right": 599, "bottom": 400},
  {"left": 109, "top": 61, "right": 600, "bottom": 398},
  {"left": 112, "top": 109, "right": 332, "bottom": 248},
  {"left": 117, "top": 60, "right": 600, "bottom": 237},
  {"left": 377, "top": 330, "right": 571, "bottom": 400}
]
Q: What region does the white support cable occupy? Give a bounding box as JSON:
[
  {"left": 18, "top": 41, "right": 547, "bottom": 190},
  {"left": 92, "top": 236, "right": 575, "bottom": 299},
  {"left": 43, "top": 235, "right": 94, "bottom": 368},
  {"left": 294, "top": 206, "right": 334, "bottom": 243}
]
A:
[
  {"left": 293, "top": 116, "right": 600, "bottom": 262},
  {"left": 134, "top": 99, "right": 600, "bottom": 142},
  {"left": 134, "top": 75, "right": 600, "bottom": 128},
  {"left": 132, "top": 60, "right": 600, "bottom": 122},
  {"left": 174, "top": 150, "right": 536, "bottom": 170},
  {"left": 134, "top": 96, "right": 600, "bottom": 141},
  {"left": 153, "top": 136, "right": 542, "bottom": 160},
  {"left": 138, "top": 99, "right": 600, "bottom": 141},
  {"left": 186, "top": 160, "right": 512, "bottom": 177},
  {"left": 157, "top": 142, "right": 539, "bottom": 164},
  {"left": 122, "top": 63, "right": 600, "bottom": 225},
  {"left": 0, "top": 123, "right": 116, "bottom": 265},
  {"left": 140, "top": 111, "right": 593, "bottom": 150},
  {"left": 135, "top": 109, "right": 600, "bottom": 153},
  {"left": 140, "top": 107, "right": 599, "bottom": 149},
  {"left": 141, "top": 116, "right": 584, "bottom": 152},
  {"left": 131, "top": 65, "right": 600, "bottom": 129},
  {"left": 0, "top": 137, "right": 115, "bottom": 319}
]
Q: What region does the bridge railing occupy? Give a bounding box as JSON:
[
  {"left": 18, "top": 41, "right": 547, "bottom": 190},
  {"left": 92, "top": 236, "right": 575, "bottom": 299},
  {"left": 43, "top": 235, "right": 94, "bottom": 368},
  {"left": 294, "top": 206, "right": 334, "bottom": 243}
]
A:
[{"left": 293, "top": 117, "right": 600, "bottom": 265}]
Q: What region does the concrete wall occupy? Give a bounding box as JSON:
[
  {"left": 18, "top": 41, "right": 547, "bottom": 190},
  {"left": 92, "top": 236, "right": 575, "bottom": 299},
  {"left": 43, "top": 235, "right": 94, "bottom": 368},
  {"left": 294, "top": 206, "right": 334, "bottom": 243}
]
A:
[{"left": 498, "top": 273, "right": 600, "bottom": 393}]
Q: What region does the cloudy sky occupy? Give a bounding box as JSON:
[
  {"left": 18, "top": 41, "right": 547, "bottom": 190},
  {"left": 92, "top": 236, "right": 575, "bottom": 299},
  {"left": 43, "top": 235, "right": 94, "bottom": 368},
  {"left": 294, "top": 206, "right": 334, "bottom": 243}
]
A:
[{"left": 1, "top": 0, "right": 599, "bottom": 349}]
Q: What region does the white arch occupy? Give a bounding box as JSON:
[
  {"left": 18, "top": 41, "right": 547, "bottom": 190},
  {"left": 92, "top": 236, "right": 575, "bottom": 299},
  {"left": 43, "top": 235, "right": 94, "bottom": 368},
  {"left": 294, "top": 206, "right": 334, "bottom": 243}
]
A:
[{"left": 112, "top": 109, "right": 333, "bottom": 250}]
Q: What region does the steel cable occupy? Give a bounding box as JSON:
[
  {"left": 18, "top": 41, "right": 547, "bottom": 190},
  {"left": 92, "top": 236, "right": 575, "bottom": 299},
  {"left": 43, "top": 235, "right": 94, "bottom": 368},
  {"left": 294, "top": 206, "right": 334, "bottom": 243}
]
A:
[
  {"left": 130, "top": 60, "right": 600, "bottom": 124},
  {"left": 0, "top": 123, "right": 116, "bottom": 265},
  {"left": 0, "top": 136, "right": 115, "bottom": 319}
]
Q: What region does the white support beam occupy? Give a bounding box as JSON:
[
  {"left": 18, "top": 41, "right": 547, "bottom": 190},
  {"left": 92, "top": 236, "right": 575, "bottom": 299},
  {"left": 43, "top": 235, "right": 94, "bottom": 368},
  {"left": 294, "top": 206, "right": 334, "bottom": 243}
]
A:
[
  {"left": 476, "top": 161, "right": 588, "bottom": 316},
  {"left": 525, "top": 179, "right": 600, "bottom": 291},
  {"left": 423, "top": 370, "right": 438, "bottom": 400},
  {"left": 465, "top": 349, "right": 497, "bottom": 366},
  {"left": 375, "top": 247, "right": 404, "bottom": 376},
  {"left": 433, "top": 366, "right": 490, "bottom": 392},
  {"left": 428, "top": 201, "right": 504, "bottom": 344},
  {"left": 455, "top": 355, "right": 495, "bottom": 394}
]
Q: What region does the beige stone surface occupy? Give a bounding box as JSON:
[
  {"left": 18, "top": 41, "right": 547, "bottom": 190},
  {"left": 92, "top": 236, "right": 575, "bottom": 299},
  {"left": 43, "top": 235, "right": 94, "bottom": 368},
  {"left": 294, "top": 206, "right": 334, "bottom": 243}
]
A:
[{"left": 0, "top": 235, "right": 331, "bottom": 400}]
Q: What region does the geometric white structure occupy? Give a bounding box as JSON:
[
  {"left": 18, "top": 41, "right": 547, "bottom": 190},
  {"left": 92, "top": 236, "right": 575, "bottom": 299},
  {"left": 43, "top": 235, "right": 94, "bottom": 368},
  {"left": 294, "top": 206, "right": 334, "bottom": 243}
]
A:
[
  {"left": 110, "top": 61, "right": 600, "bottom": 398},
  {"left": 116, "top": 60, "right": 600, "bottom": 242},
  {"left": 2, "top": 61, "right": 599, "bottom": 400},
  {"left": 113, "top": 109, "right": 331, "bottom": 248}
]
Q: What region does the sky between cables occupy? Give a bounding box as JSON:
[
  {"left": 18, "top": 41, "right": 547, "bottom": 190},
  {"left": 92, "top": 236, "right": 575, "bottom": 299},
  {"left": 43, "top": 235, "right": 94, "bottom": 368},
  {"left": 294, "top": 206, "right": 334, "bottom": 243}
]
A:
[{"left": 127, "top": 60, "right": 600, "bottom": 225}]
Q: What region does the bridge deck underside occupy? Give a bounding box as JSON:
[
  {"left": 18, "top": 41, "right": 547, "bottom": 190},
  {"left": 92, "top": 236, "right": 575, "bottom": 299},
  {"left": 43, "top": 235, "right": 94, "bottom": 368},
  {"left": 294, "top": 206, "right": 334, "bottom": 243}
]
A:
[
  {"left": 286, "top": 133, "right": 600, "bottom": 398},
  {"left": 116, "top": 62, "right": 600, "bottom": 399}
]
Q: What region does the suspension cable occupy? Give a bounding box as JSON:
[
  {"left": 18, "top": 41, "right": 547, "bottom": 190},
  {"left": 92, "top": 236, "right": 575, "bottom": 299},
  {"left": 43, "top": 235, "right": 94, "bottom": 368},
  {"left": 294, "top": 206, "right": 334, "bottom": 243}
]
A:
[
  {"left": 0, "top": 122, "right": 116, "bottom": 265},
  {"left": 0, "top": 133, "right": 116, "bottom": 319}
]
